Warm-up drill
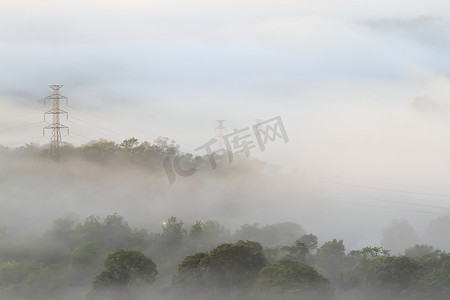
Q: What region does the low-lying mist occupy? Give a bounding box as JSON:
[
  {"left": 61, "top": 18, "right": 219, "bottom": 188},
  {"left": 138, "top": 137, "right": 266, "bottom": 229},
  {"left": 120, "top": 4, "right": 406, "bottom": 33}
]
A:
[
  {"left": 0, "top": 139, "right": 448, "bottom": 252},
  {"left": 0, "top": 91, "right": 449, "bottom": 300}
]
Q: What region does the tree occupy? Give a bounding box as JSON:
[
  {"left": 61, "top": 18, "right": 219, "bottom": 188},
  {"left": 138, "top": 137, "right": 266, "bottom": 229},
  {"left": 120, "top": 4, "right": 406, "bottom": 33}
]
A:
[
  {"left": 367, "top": 256, "right": 422, "bottom": 297},
  {"left": 235, "top": 222, "right": 306, "bottom": 248},
  {"left": 381, "top": 220, "right": 421, "bottom": 255},
  {"left": 47, "top": 215, "right": 79, "bottom": 247},
  {"left": 424, "top": 216, "right": 450, "bottom": 251},
  {"left": 188, "top": 220, "right": 230, "bottom": 252},
  {"left": 341, "top": 249, "right": 429, "bottom": 299},
  {"left": 173, "top": 240, "right": 266, "bottom": 299},
  {"left": 0, "top": 260, "right": 40, "bottom": 286},
  {"left": 252, "top": 258, "right": 332, "bottom": 300},
  {"left": 70, "top": 241, "right": 100, "bottom": 267},
  {"left": 202, "top": 220, "right": 227, "bottom": 235},
  {"left": 315, "top": 239, "right": 346, "bottom": 281},
  {"left": 81, "top": 139, "right": 118, "bottom": 161},
  {"left": 262, "top": 247, "right": 280, "bottom": 264},
  {"left": 161, "top": 216, "right": 186, "bottom": 253},
  {"left": 131, "top": 228, "right": 154, "bottom": 250},
  {"left": 189, "top": 220, "right": 203, "bottom": 238},
  {"left": 201, "top": 220, "right": 230, "bottom": 243},
  {"left": 235, "top": 223, "right": 261, "bottom": 242},
  {"left": 153, "top": 136, "right": 180, "bottom": 155},
  {"left": 259, "top": 222, "right": 306, "bottom": 247},
  {"left": 120, "top": 138, "right": 139, "bottom": 150},
  {"left": 101, "top": 214, "right": 133, "bottom": 250},
  {"left": 281, "top": 239, "right": 309, "bottom": 263},
  {"left": 78, "top": 214, "right": 133, "bottom": 250},
  {"left": 173, "top": 252, "right": 211, "bottom": 295},
  {"left": 92, "top": 250, "right": 157, "bottom": 299},
  {"left": 77, "top": 215, "right": 103, "bottom": 243},
  {"left": 17, "top": 143, "right": 40, "bottom": 155},
  {"left": 423, "top": 254, "right": 450, "bottom": 299},
  {"left": 40, "top": 214, "right": 80, "bottom": 263},
  {"left": 405, "top": 244, "right": 434, "bottom": 258},
  {"left": 209, "top": 240, "right": 267, "bottom": 298},
  {"left": 299, "top": 234, "right": 318, "bottom": 252},
  {"left": 360, "top": 246, "right": 390, "bottom": 258}
]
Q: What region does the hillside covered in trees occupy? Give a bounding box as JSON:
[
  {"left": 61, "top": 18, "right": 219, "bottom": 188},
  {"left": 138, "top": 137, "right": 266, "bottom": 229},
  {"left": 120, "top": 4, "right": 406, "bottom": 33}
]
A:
[
  {"left": 0, "top": 138, "right": 449, "bottom": 300},
  {"left": 0, "top": 213, "right": 449, "bottom": 300}
]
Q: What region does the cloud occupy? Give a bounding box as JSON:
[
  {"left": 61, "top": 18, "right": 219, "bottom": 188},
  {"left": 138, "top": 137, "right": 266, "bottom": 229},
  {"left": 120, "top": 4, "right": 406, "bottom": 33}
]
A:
[
  {"left": 363, "top": 16, "right": 450, "bottom": 51},
  {"left": 410, "top": 95, "right": 450, "bottom": 116},
  {"left": 1, "top": 0, "right": 450, "bottom": 172}
]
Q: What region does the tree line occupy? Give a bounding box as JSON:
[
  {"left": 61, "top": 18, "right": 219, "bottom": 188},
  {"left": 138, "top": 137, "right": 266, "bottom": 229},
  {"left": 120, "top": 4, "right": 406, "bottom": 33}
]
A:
[{"left": 0, "top": 214, "right": 449, "bottom": 300}]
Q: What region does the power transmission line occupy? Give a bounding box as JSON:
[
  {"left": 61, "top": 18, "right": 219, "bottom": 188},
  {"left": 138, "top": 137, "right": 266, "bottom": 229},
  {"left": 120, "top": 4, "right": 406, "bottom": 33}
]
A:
[
  {"left": 0, "top": 121, "right": 44, "bottom": 132},
  {"left": 1, "top": 136, "right": 45, "bottom": 146},
  {"left": 309, "top": 172, "right": 450, "bottom": 192},
  {"left": 369, "top": 197, "right": 450, "bottom": 211},
  {"left": 321, "top": 196, "right": 450, "bottom": 216},
  {"left": 316, "top": 179, "right": 450, "bottom": 198},
  {"left": 68, "top": 105, "right": 198, "bottom": 148},
  {"left": 0, "top": 107, "right": 43, "bottom": 120}
]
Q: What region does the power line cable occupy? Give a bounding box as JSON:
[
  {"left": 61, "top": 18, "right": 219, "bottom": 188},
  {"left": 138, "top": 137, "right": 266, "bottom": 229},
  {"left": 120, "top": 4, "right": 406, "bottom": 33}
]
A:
[
  {"left": 0, "top": 107, "right": 43, "bottom": 120},
  {"left": 69, "top": 105, "right": 198, "bottom": 148},
  {"left": 321, "top": 196, "right": 450, "bottom": 216},
  {"left": 316, "top": 179, "right": 450, "bottom": 198},
  {"left": 309, "top": 172, "right": 450, "bottom": 192},
  {"left": 0, "top": 121, "right": 44, "bottom": 132},
  {"left": 70, "top": 116, "right": 128, "bottom": 136},
  {"left": 369, "top": 197, "right": 450, "bottom": 211}
]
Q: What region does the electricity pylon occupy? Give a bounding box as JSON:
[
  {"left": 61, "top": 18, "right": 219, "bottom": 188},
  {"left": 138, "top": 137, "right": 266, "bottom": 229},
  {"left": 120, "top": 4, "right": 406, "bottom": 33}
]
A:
[
  {"left": 215, "top": 120, "right": 226, "bottom": 148},
  {"left": 43, "top": 85, "right": 69, "bottom": 159}
]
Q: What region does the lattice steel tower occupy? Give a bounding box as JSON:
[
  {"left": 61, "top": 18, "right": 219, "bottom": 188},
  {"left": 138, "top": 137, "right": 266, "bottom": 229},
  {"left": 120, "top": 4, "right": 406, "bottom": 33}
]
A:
[
  {"left": 43, "top": 85, "right": 69, "bottom": 159},
  {"left": 215, "top": 120, "right": 226, "bottom": 147}
]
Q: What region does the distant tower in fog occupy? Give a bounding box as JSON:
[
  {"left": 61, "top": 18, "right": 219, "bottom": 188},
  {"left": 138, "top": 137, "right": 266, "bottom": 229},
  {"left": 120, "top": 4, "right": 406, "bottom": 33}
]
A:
[
  {"left": 43, "top": 85, "right": 69, "bottom": 159},
  {"left": 215, "top": 120, "right": 226, "bottom": 148}
]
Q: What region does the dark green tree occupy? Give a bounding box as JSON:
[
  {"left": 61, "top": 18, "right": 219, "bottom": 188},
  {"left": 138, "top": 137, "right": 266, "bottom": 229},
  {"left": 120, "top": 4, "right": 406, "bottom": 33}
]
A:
[
  {"left": 78, "top": 214, "right": 133, "bottom": 251},
  {"left": 405, "top": 244, "right": 434, "bottom": 258},
  {"left": 189, "top": 220, "right": 203, "bottom": 238},
  {"left": 367, "top": 256, "right": 422, "bottom": 297},
  {"left": 235, "top": 222, "right": 305, "bottom": 248},
  {"left": 252, "top": 258, "right": 332, "bottom": 300},
  {"left": 209, "top": 240, "right": 267, "bottom": 298},
  {"left": 173, "top": 252, "right": 211, "bottom": 295},
  {"left": 281, "top": 240, "right": 309, "bottom": 263},
  {"left": 381, "top": 220, "right": 420, "bottom": 255},
  {"left": 161, "top": 216, "right": 186, "bottom": 253},
  {"left": 77, "top": 215, "right": 103, "bottom": 242},
  {"left": 360, "top": 246, "right": 390, "bottom": 258},
  {"left": 315, "top": 239, "right": 346, "bottom": 281},
  {"left": 101, "top": 214, "right": 133, "bottom": 250},
  {"left": 40, "top": 215, "right": 80, "bottom": 263},
  {"left": 70, "top": 241, "right": 100, "bottom": 267},
  {"left": 299, "top": 233, "right": 319, "bottom": 252},
  {"left": 120, "top": 138, "right": 139, "bottom": 150},
  {"left": 92, "top": 250, "right": 157, "bottom": 300}
]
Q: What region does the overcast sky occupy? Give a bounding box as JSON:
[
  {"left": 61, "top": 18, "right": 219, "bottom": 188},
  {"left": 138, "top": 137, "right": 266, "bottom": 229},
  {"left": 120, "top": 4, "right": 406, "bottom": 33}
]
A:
[
  {"left": 1, "top": 0, "right": 450, "bottom": 250},
  {"left": 1, "top": 0, "right": 449, "bottom": 184}
]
